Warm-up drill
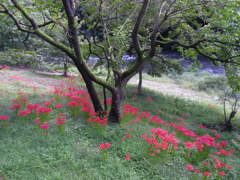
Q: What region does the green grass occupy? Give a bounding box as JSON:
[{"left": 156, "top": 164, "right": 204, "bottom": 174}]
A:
[{"left": 0, "top": 72, "right": 240, "bottom": 180}]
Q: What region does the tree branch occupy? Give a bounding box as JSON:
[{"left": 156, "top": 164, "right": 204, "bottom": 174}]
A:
[
  {"left": 122, "top": 0, "right": 150, "bottom": 80},
  {"left": 62, "top": 0, "right": 114, "bottom": 92}
]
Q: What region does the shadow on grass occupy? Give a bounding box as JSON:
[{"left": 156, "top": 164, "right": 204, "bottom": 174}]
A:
[{"left": 125, "top": 85, "right": 240, "bottom": 132}]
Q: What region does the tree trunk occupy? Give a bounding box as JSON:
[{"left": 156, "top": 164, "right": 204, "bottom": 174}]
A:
[
  {"left": 84, "top": 76, "right": 103, "bottom": 113},
  {"left": 76, "top": 67, "right": 103, "bottom": 113},
  {"left": 223, "top": 121, "right": 233, "bottom": 131},
  {"left": 103, "top": 87, "right": 108, "bottom": 111},
  {"left": 63, "top": 62, "right": 68, "bottom": 77},
  {"left": 109, "top": 89, "right": 122, "bottom": 123},
  {"left": 137, "top": 68, "right": 143, "bottom": 95},
  {"left": 108, "top": 82, "right": 126, "bottom": 123}
]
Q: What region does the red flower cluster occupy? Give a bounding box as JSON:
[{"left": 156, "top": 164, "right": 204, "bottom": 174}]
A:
[
  {"left": 171, "top": 123, "right": 197, "bottom": 137},
  {"left": 142, "top": 128, "right": 180, "bottom": 155},
  {"left": 55, "top": 113, "right": 67, "bottom": 125},
  {"left": 0, "top": 115, "right": 9, "bottom": 120},
  {"left": 100, "top": 143, "right": 111, "bottom": 150},
  {"left": 18, "top": 109, "right": 32, "bottom": 116},
  {"left": 123, "top": 104, "right": 139, "bottom": 116},
  {"left": 27, "top": 104, "right": 40, "bottom": 111},
  {"left": 87, "top": 116, "right": 108, "bottom": 126},
  {"left": 40, "top": 122, "right": 49, "bottom": 130},
  {"left": 36, "top": 107, "right": 52, "bottom": 114},
  {"left": 10, "top": 103, "right": 22, "bottom": 110}
]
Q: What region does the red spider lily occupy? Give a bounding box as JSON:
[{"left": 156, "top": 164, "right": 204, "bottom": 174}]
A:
[
  {"left": 56, "top": 121, "right": 65, "bottom": 125},
  {"left": 18, "top": 109, "right": 32, "bottom": 116},
  {"left": 219, "top": 140, "right": 228, "bottom": 148},
  {"left": 128, "top": 117, "right": 142, "bottom": 125},
  {"left": 0, "top": 115, "right": 9, "bottom": 120},
  {"left": 145, "top": 128, "right": 180, "bottom": 151},
  {"left": 87, "top": 116, "right": 108, "bottom": 126},
  {"left": 139, "top": 111, "right": 151, "bottom": 119},
  {"left": 55, "top": 103, "right": 63, "bottom": 109},
  {"left": 225, "top": 165, "right": 233, "bottom": 170},
  {"left": 82, "top": 105, "right": 95, "bottom": 116},
  {"left": 53, "top": 88, "right": 65, "bottom": 96},
  {"left": 125, "top": 133, "right": 132, "bottom": 139},
  {"left": 203, "top": 161, "right": 210, "bottom": 167},
  {"left": 34, "top": 119, "right": 41, "bottom": 124},
  {"left": 20, "top": 95, "right": 28, "bottom": 104},
  {"left": 215, "top": 149, "right": 234, "bottom": 156},
  {"left": 125, "top": 153, "right": 131, "bottom": 160},
  {"left": 194, "top": 169, "right": 201, "bottom": 173},
  {"left": 186, "top": 164, "right": 194, "bottom": 171},
  {"left": 10, "top": 103, "right": 22, "bottom": 110},
  {"left": 171, "top": 123, "right": 197, "bottom": 138},
  {"left": 40, "top": 122, "right": 49, "bottom": 130},
  {"left": 106, "top": 98, "right": 112, "bottom": 106},
  {"left": 196, "top": 134, "right": 216, "bottom": 147},
  {"left": 99, "top": 143, "right": 111, "bottom": 150},
  {"left": 55, "top": 113, "right": 66, "bottom": 125},
  {"left": 184, "top": 142, "right": 196, "bottom": 149},
  {"left": 123, "top": 104, "right": 139, "bottom": 116},
  {"left": 44, "top": 101, "right": 52, "bottom": 106},
  {"left": 214, "top": 161, "right": 225, "bottom": 170},
  {"left": 67, "top": 101, "right": 79, "bottom": 107},
  {"left": 69, "top": 95, "right": 83, "bottom": 101},
  {"left": 219, "top": 171, "right": 226, "bottom": 176},
  {"left": 199, "top": 124, "right": 206, "bottom": 129},
  {"left": 195, "top": 141, "right": 204, "bottom": 152},
  {"left": 203, "top": 171, "right": 212, "bottom": 176},
  {"left": 149, "top": 116, "right": 168, "bottom": 126},
  {"left": 214, "top": 133, "right": 221, "bottom": 139},
  {"left": 27, "top": 104, "right": 40, "bottom": 111},
  {"left": 121, "top": 138, "right": 126, "bottom": 142},
  {"left": 36, "top": 107, "right": 52, "bottom": 114}
]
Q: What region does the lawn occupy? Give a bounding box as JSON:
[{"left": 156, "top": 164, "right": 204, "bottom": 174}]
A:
[{"left": 0, "top": 68, "right": 239, "bottom": 180}]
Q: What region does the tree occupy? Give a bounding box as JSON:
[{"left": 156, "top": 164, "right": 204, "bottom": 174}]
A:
[{"left": 1, "top": 0, "right": 240, "bottom": 123}]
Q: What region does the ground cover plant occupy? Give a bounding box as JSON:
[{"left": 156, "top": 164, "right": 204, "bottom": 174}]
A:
[
  {"left": 1, "top": 0, "right": 240, "bottom": 123},
  {"left": 0, "top": 68, "right": 240, "bottom": 180}
]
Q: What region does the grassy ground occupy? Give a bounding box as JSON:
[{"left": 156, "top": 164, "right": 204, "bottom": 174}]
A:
[{"left": 0, "top": 69, "right": 240, "bottom": 180}]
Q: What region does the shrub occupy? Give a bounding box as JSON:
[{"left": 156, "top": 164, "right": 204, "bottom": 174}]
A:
[
  {"left": 0, "top": 49, "right": 39, "bottom": 68},
  {"left": 197, "top": 76, "right": 226, "bottom": 93}
]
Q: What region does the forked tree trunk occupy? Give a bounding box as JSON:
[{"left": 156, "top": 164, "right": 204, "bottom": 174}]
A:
[{"left": 108, "top": 81, "right": 126, "bottom": 123}]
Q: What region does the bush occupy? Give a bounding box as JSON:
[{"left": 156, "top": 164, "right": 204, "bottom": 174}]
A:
[
  {"left": 0, "top": 49, "right": 39, "bottom": 68},
  {"left": 197, "top": 76, "right": 226, "bottom": 93}
]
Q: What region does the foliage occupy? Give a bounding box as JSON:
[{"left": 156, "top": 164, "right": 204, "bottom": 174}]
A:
[
  {"left": 0, "top": 49, "right": 39, "bottom": 68},
  {"left": 197, "top": 76, "right": 226, "bottom": 93}
]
